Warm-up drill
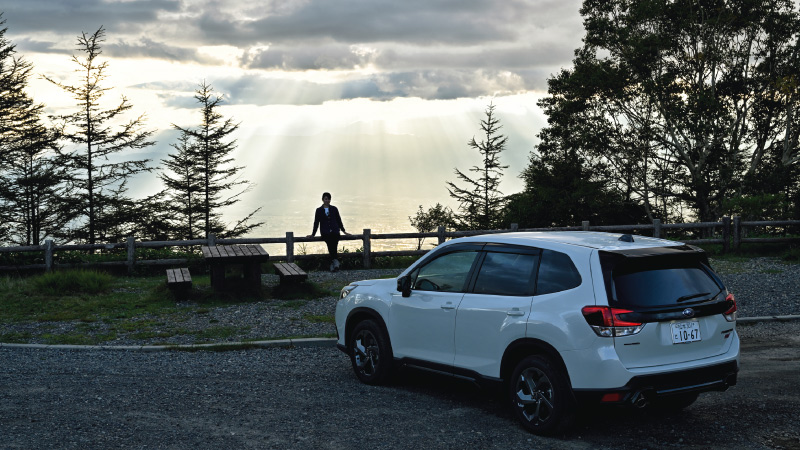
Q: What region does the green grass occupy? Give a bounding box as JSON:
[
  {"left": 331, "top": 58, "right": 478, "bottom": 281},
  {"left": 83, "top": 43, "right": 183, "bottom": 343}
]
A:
[
  {"left": 302, "top": 313, "right": 335, "bottom": 323},
  {"left": 0, "top": 269, "right": 345, "bottom": 346}
]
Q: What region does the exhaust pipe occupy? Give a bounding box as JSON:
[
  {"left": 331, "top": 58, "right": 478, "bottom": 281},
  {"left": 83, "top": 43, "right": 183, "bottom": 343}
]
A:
[{"left": 630, "top": 390, "right": 651, "bottom": 408}]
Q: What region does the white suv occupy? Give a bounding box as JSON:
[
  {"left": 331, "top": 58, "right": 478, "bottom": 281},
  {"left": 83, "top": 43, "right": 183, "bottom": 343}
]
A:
[{"left": 335, "top": 232, "right": 739, "bottom": 434}]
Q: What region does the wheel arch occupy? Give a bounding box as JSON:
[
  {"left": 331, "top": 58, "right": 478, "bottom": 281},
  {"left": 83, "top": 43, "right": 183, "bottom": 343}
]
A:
[
  {"left": 501, "top": 338, "right": 572, "bottom": 388},
  {"left": 345, "top": 307, "right": 391, "bottom": 349}
]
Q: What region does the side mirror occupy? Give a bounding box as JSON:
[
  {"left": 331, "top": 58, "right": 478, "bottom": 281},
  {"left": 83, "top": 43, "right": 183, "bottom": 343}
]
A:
[{"left": 397, "top": 275, "right": 412, "bottom": 297}]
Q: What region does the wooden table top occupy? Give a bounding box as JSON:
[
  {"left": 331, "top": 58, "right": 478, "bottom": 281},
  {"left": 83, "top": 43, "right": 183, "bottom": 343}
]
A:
[{"left": 201, "top": 244, "right": 270, "bottom": 261}]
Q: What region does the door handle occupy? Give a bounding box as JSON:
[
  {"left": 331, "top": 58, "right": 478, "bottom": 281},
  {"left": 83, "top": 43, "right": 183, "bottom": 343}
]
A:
[
  {"left": 507, "top": 308, "right": 525, "bottom": 317},
  {"left": 441, "top": 303, "right": 456, "bottom": 310}
]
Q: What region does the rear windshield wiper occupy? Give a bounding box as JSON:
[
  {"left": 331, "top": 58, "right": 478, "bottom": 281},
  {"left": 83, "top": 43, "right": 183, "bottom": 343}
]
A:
[{"left": 676, "top": 292, "right": 711, "bottom": 303}]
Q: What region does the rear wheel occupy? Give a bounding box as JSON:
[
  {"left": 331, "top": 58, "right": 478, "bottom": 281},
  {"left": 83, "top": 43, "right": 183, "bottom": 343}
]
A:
[
  {"left": 509, "top": 355, "right": 575, "bottom": 435},
  {"left": 348, "top": 319, "right": 392, "bottom": 385}
]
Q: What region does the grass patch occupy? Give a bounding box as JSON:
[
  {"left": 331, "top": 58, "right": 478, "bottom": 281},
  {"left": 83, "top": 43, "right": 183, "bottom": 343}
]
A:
[
  {"left": 41, "top": 331, "right": 117, "bottom": 345},
  {"left": 302, "top": 313, "right": 335, "bottom": 323},
  {"left": 0, "top": 272, "right": 176, "bottom": 323},
  {"left": 0, "top": 331, "right": 33, "bottom": 343},
  {"left": 31, "top": 270, "right": 113, "bottom": 296}
]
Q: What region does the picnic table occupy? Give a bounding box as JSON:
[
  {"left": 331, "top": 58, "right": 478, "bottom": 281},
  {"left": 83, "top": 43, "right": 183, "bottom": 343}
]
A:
[{"left": 201, "top": 244, "right": 270, "bottom": 291}]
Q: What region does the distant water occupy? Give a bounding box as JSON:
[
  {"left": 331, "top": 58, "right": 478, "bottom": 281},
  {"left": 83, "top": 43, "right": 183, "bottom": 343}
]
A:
[{"left": 239, "top": 194, "right": 449, "bottom": 257}]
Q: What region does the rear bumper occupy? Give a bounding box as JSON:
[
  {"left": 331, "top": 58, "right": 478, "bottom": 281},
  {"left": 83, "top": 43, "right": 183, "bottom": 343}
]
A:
[{"left": 573, "top": 360, "right": 739, "bottom": 404}]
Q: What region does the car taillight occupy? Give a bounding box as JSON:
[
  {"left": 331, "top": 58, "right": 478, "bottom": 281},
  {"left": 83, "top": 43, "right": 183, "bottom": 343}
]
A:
[
  {"left": 581, "top": 306, "right": 645, "bottom": 337},
  {"left": 723, "top": 293, "right": 737, "bottom": 322}
]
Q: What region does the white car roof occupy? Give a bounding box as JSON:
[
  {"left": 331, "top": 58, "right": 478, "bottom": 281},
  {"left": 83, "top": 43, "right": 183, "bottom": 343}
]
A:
[{"left": 453, "top": 231, "right": 684, "bottom": 252}]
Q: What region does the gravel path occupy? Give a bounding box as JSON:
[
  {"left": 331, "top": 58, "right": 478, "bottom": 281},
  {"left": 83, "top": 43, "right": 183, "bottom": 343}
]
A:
[
  {"left": 1, "top": 321, "right": 798, "bottom": 449},
  {"left": 1, "top": 258, "right": 799, "bottom": 449}
]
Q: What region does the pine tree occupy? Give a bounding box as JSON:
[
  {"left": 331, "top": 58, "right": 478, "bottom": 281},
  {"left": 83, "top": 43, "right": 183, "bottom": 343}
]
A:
[
  {"left": 0, "top": 14, "right": 68, "bottom": 245},
  {"left": 44, "top": 27, "right": 154, "bottom": 244},
  {"left": 159, "top": 131, "right": 203, "bottom": 239},
  {"left": 171, "top": 81, "right": 262, "bottom": 238},
  {"left": 446, "top": 103, "right": 509, "bottom": 230}
]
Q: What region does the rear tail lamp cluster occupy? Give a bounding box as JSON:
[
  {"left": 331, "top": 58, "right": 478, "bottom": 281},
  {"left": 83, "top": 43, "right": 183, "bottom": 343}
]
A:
[
  {"left": 723, "top": 293, "right": 737, "bottom": 322},
  {"left": 581, "top": 306, "right": 644, "bottom": 337}
]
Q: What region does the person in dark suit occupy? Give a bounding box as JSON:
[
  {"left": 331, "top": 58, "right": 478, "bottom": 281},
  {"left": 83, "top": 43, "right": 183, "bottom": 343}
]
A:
[{"left": 308, "top": 192, "right": 350, "bottom": 271}]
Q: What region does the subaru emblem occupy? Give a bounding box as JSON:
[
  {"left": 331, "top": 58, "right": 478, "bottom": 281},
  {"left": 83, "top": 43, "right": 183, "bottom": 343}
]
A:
[{"left": 682, "top": 308, "right": 695, "bottom": 318}]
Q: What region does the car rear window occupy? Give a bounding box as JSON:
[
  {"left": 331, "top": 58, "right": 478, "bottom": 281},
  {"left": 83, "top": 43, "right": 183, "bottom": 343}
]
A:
[
  {"left": 535, "top": 249, "right": 582, "bottom": 295},
  {"left": 473, "top": 252, "right": 537, "bottom": 296},
  {"left": 606, "top": 255, "right": 723, "bottom": 308}
]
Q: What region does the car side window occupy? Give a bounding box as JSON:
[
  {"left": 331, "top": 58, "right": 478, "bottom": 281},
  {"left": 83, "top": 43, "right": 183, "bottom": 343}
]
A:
[
  {"left": 411, "top": 251, "right": 479, "bottom": 293},
  {"left": 536, "top": 249, "right": 582, "bottom": 295},
  {"left": 473, "top": 252, "right": 537, "bottom": 296}
]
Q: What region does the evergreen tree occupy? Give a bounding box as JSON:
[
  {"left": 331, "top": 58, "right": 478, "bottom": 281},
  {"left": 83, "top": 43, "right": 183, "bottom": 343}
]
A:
[
  {"left": 534, "top": 0, "right": 800, "bottom": 222},
  {"left": 159, "top": 131, "right": 203, "bottom": 239},
  {"left": 45, "top": 27, "right": 154, "bottom": 244},
  {"left": 0, "top": 14, "right": 69, "bottom": 245},
  {"left": 171, "top": 81, "right": 262, "bottom": 238},
  {"left": 447, "top": 103, "right": 509, "bottom": 230}
]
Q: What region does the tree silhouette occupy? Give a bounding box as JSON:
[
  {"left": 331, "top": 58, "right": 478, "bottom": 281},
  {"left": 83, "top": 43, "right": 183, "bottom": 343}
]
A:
[
  {"left": 447, "top": 103, "right": 509, "bottom": 230},
  {"left": 45, "top": 26, "right": 154, "bottom": 244},
  {"left": 170, "top": 81, "right": 262, "bottom": 238}
]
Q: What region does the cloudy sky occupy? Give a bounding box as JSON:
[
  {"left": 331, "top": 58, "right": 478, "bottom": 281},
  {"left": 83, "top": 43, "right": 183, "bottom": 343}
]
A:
[{"left": 2, "top": 0, "right": 586, "bottom": 238}]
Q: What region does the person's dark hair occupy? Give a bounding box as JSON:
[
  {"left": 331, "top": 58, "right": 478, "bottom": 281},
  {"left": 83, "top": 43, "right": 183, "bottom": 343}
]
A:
[{"left": 322, "top": 192, "right": 331, "bottom": 200}]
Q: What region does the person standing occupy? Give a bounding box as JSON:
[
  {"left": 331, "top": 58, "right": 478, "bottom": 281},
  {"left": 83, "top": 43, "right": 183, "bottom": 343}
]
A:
[{"left": 308, "top": 192, "right": 349, "bottom": 271}]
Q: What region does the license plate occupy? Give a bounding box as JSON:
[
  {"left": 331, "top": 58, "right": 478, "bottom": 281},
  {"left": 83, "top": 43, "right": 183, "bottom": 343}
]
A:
[{"left": 671, "top": 321, "right": 701, "bottom": 344}]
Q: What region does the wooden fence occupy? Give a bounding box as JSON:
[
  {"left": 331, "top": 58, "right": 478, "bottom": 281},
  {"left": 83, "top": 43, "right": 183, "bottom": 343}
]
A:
[{"left": 0, "top": 217, "right": 798, "bottom": 273}]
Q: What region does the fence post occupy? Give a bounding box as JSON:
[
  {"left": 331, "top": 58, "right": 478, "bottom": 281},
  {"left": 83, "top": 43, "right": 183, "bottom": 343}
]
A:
[
  {"left": 733, "top": 216, "right": 741, "bottom": 251},
  {"left": 510, "top": 223, "right": 519, "bottom": 232},
  {"left": 722, "top": 217, "right": 731, "bottom": 254},
  {"left": 286, "top": 232, "right": 295, "bottom": 263},
  {"left": 582, "top": 221, "right": 590, "bottom": 231},
  {"left": 362, "top": 229, "right": 371, "bottom": 269},
  {"left": 207, "top": 232, "right": 216, "bottom": 247},
  {"left": 45, "top": 239, "right": 54, "bottom": 272},
  {"left": 126, "top": 236, "right": 135, "bottom": 275},
  {"left": 653, "top": 219, "right": 662, "bottom": 239},
  {"left": 437, "top": 226, "right": 446, "bottom": 245}
]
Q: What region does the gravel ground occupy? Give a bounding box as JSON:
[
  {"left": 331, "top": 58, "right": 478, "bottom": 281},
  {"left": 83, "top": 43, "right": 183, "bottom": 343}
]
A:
[
  {"left": 1, "top": 257, "right": 799, "bottom": 449},
  {"left": 0, "top": 321, "right": 798, "bottom": 449}
]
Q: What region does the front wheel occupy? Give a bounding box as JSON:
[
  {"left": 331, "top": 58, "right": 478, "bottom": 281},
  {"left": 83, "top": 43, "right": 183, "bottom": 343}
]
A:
[
  {"left": 348, "top": 319, "right": 393, "bottom": 385},
  {"left": 509, "top": 355, "right": 575, "bottom": 435}
]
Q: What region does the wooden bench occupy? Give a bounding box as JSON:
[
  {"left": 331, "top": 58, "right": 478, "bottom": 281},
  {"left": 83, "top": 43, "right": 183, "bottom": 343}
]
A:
[
  {"left": 166, "top": 268, "right": 192, "bottom": 292},
  {"left": 273, "top": 262, "right": 308, "bottom": 284}
]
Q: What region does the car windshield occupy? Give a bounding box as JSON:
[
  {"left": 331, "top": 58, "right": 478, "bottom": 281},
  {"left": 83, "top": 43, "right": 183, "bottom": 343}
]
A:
[{"left": 606, "top": 254, "right": 723, "bottom": 308}]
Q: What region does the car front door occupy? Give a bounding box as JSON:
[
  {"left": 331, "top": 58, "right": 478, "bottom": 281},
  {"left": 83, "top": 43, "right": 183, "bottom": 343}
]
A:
[{"left": 389, "top": 249, "right": 480, "bottom": 366}]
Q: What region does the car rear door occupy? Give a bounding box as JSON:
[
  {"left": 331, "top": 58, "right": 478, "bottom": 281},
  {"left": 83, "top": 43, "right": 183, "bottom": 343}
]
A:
[{"left": 453, "top": 247, "right": 539, "bottom": 376}]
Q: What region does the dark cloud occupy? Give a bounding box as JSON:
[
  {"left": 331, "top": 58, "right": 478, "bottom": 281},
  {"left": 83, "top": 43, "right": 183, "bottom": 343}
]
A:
[
  {"left": 105, "top": 38, "right": 222, "bottom": 64},
  {"left": 3, "top": 0, "right": 583, "bottom": 102},
  {"left": 236, "top": 0, "right": 528, "bottom": 46},
  {"left": 243, "top": 44, "right": 373, "bottom": 71},
  {"left": 1, "top": 0, "right": 181, "bottom": 34}
]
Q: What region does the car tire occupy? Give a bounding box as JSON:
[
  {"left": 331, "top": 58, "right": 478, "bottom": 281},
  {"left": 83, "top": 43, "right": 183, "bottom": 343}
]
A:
[
  {"left": 349, "top": 319, "right": 393, "bottom": 385},
  {"left": 650, "top": 392, "right": 699, "bottom": 411},
  {"left": 509, "top": 355, "right": 575, "bottom": 435}
]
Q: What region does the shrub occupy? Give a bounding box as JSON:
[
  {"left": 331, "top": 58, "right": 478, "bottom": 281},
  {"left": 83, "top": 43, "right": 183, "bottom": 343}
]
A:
[{"left": 31, "top": 270, "right": 113, "bottom": 295}]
